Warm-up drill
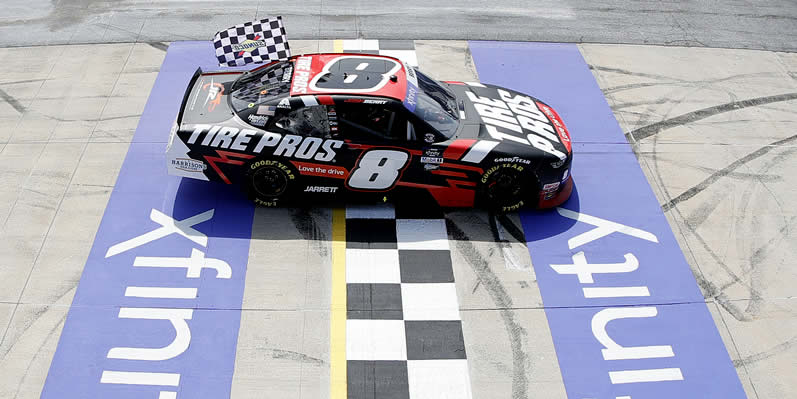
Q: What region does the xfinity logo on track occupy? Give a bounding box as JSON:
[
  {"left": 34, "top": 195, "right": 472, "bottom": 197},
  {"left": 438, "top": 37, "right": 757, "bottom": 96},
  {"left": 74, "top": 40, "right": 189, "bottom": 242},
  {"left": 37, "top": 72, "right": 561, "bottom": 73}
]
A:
[
  {"left": 467, "top": 89, "right": 566, "bottom": 161},
  {"left": 100, "top": 209, "right": 232, "bottom": 398},
  {"left": 548, "top": 209, "right": 688, "bottom": 390},
  {"left": 185, "top": 124, "right": 343, "bottom": 162}
]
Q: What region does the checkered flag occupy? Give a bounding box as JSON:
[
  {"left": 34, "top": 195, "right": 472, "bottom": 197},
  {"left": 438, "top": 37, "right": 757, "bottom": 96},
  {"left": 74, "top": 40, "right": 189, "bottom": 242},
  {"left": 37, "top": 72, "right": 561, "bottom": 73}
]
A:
[{"left": 213, "top": 17, "right": 291, "bottom": 67}]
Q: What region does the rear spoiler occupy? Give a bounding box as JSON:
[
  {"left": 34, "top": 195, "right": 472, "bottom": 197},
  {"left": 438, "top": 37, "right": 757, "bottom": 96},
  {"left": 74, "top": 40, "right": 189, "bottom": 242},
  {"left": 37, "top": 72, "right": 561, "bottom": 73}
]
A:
[{"left": 176, "top": 67, "right": 204, "bottom": 126}]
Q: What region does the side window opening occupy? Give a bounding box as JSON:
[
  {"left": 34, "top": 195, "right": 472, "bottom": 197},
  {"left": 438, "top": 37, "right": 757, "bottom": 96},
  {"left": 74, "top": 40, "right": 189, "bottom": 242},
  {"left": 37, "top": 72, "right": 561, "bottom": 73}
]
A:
[
  {"left": 271, "top": 105, "right": 330, "bottom": 137},
  {"left": 338, "top": 103, "right": 418, "bottom": 142}
]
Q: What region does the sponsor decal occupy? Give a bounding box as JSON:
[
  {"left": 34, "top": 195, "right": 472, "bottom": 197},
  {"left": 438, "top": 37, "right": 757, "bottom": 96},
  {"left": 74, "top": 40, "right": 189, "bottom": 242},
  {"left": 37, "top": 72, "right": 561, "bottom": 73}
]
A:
[
  {"left": 202, "top": 79, "right": 224, "bottom": 112},
  {"left": 420, "top": 156, "right": 443, "bottom": 164},
  {"left": 542, "top": 181, "right": 560, "bottom": 199},
  {"left": 561, "top": 168, "right": 570, "bottom": 183},
  {"left": 186, "top": 124, "right": 343, "bottom": 162},
  {"left": 257, "top": 105, "right": 276, "bottom": 116},
  {"left": 292, "top": 56, "right": 313, "bottom": 94},
  {"left": 277, "top": 98, "right": 291, "bottom": 109},
  {"left": 405, "top": 85, "right": 418, "bottom": 112},
  {"left": 171, "top": 158, "right": 207, "bottom": 172},
  {"left": 543, "top": 182, "right": 560, "bottom": 191},
  {"left": 404, "top": 61, "right": 419, "bottom": 113},
  {"left": 537, "top": 101, "right": 572, "bottom": 151},
  {"left": 282, "top": 65, "right": 293, "bottom": 83},
  {"left": 363, "top": 99, "right": 388, "bottom": 104},
  {"left": 424, "top": 133, "right": 435, "bottom": 143},
  {"left": 231, "top": 34, "right": 266, "bottom": 55},
  {"left": 495, "top": 156, "right": 532, "bottom": 165},
  {"left": 344, "top": 98, "right": 364, "bottom": 103},
  {"left": 467, "top": 89, "right": 567, "bottom": 161},
  {"left": 293, "top": 161, "right": 348, "bottom": 178},
  {"left": 304, "top": 185, "right": 339, "bottom": 193},
  {"left": 247, "top": 114, "right": 268, "bottom": 127}
]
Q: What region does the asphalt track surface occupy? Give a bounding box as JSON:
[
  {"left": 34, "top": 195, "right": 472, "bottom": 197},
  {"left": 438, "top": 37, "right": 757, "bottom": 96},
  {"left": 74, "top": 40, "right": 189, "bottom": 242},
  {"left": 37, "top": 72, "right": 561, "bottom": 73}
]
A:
[
  {"left": 1, "top": 4, "right": 797, "bottom": 399},
  {"left": 1, "top": 1, "right": 797, "bottom": 52}
]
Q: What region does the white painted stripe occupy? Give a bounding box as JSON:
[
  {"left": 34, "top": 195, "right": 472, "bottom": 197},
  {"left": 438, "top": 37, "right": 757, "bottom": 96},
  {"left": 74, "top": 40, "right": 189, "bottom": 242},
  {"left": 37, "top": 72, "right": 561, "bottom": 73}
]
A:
[
  {"left": 355, "top": 62, "right": 369, "bottom": 71},
  {"left": 407, "top": 359, "right": 473, "bottom": 399},
  {"left": 125, "top": 286, "right": 198, "bottom": 299},
  {"left": 465, "top": 81, "right": 486, "bottom": 87},
  {"left": 461, "top": 140, "right": 499, "bottom": 163},
  {"left": 342, "top": 39, "right": 380, "bottom": 51},
  {"left": 346, "top": 248, "right": 401, "bottom": 284},
  {"left": 346, "top": 204, "right": 396, "bottom": 219},
  {"left": 396, "top": 219, "right": 449, "bottom": 250},
  {"left": 344, "top": 74, "right": 358, "bottom": 83},
  {"left": 379, "top": 50, "right": 418, "bottom": 67},
  {"left": 582, "top": 286, "right": 650, "bottom": 298},
  {"left": 346, "top": 319, "right": 407, "bottom": 360},
  {"left": 100, "top": 371, "right": 180, "bottom": 386},
  {"left": 459, "top": 110, "right": 466, "bottom": 119},
  {"left": 300, "top": 95, "right": 318, "bottom": 106},
  {"left": 609, "top": 368, "right": 684, "bottom": 384},
  {"left": 401, "top": 283, "right": 461, "bottom": 320},
  {"left": 159, "top": 392, "right": 177, "bottom": 399}
]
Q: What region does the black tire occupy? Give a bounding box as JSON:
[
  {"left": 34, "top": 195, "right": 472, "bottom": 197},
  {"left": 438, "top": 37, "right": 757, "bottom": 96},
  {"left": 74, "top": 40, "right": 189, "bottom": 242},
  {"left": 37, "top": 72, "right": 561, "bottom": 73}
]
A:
[
  {"left": 246, "top": 159, "right": 298, "bottom": 207},
  {"left": 479, "top": 162, "right": 537, "bottom": 213}
]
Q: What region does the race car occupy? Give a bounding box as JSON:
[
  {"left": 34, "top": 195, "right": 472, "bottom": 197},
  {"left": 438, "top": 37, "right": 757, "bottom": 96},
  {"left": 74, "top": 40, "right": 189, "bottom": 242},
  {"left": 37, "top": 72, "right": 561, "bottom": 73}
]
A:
[{"left": 166, "top": 53, "right": 573, "bottom": 212}]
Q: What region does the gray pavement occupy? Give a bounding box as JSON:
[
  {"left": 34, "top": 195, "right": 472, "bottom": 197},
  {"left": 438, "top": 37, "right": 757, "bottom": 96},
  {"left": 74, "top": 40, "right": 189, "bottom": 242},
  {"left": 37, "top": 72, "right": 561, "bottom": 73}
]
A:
[
  {"left": 582, "top": 43, "right": 797, "bottom": 398},
  {"left": 1, "top": 37, "right": 797, "bottom": 399},
  {"left": 1, "top": 1, "right": 797, "bottom": 52}
]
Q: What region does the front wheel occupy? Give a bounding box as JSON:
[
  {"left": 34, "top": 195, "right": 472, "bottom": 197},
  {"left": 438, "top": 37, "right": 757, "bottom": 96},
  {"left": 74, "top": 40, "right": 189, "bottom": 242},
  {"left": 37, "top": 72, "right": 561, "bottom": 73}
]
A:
[
  {"left": 479, "top": 162, "right": 537, "bottom": 213},
  {"left": 246, "top": 159, "right": 297, "bottom": 207}
]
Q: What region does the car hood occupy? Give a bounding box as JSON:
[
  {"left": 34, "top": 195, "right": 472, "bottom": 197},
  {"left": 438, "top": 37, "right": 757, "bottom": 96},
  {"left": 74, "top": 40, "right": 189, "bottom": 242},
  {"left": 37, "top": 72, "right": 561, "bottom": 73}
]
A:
[{"left": 447, "top": 82, "right": 572, "bottom": 163}]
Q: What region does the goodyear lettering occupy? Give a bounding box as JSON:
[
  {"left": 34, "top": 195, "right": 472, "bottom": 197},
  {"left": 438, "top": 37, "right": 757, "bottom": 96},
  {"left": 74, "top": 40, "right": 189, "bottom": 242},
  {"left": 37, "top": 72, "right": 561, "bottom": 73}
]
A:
[
  {"left": 467, "top": 90, "right": 567, "bottom": 161},
  {"left": 250, "top": 160, "right": 296, "bottom": 180},
  {"left": 187, "top": 125, "right": 343, "bottom": 162},
  {"left": 495, "top": 156, "right": 531, "bottom": 165}
]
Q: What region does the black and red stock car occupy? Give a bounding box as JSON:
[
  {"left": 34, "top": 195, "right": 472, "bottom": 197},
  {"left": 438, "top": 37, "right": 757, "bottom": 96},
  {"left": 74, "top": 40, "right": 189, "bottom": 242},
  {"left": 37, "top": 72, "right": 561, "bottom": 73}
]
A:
[{"left": 166, "top": 53, "right": 573, "bottom": 211}]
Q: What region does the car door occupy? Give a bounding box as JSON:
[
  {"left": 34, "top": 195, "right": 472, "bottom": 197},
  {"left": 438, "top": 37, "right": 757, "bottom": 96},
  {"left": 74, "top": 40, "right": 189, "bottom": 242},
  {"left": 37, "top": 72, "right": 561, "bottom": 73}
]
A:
[{"left": 336, "top": 100, "right": 432, "bottom": 194}]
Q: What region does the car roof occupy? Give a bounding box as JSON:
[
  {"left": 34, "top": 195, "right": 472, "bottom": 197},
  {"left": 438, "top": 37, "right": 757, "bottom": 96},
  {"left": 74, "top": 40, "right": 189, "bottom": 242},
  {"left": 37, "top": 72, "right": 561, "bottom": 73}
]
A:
[{"left": 287, "top": 53, "right": 414, "bottom": 103}]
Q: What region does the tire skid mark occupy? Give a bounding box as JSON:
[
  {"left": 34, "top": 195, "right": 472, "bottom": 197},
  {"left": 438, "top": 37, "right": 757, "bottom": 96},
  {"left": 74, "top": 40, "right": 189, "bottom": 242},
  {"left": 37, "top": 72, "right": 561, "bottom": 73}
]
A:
[
  {"left": 289, "top": 207, "right": 329, "bottom": 258},
  {"left": 446, "top": 217, "right": 529, "bottom": 399},
  {"left": 734, "top": 147, "right": 796, "bottom": 316},
  {"left": 147, "top": 42, "right": 169, "bottom": 52},
  {"left": 733, "top": 335, "right": 797, "bottom": 368},
  {"left": 0, "top": 87, "right": 26, "bottom": 114},
  {"left": 661, "top": 133, "right": 797, "bottom": 212},
  {"left": 628, "top": 93, "right": 797, "bottom": 142}
]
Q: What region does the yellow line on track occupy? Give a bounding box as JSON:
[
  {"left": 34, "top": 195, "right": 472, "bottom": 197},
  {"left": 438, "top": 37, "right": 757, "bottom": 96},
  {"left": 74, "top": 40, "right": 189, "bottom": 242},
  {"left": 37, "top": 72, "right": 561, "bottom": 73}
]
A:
[
  {"left": 330, "top": 207, "right": 347, "bottom": 398},
  {"left": 333, "top": 39, "right": 343, "bottom": 54}
]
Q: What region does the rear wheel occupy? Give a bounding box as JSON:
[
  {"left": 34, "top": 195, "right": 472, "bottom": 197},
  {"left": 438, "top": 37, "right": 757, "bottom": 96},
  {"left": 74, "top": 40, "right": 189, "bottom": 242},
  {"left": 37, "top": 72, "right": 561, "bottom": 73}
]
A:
[
  {"left": 480, "top": 162, "right": 536, "bottom": 213},
  {"left": 246, "top": 159, "right": 297, "bottom": 207}
]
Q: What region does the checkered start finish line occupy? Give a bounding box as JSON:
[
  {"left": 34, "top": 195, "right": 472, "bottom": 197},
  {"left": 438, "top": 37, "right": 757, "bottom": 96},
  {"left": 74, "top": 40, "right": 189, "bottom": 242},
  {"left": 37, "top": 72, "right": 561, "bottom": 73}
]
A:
[{"left": 345, "top": 205, "right": 472, "bottom": 399}]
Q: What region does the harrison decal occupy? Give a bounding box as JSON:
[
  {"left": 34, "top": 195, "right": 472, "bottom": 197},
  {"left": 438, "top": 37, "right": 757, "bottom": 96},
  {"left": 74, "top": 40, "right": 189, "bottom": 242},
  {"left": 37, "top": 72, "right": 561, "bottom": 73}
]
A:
[{"left": 171, "top": 158, "right": 207, "bottom": 172}]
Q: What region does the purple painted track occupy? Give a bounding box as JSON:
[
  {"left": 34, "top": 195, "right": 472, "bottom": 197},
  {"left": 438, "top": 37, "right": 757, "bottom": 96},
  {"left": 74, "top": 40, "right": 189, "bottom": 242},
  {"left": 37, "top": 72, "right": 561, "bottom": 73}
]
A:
[
  {"left": 469, "top": 42, "right": 746, "bottom": 398},
  {"left": 42, "top": 42, "right": 254, "bottom": 398}
]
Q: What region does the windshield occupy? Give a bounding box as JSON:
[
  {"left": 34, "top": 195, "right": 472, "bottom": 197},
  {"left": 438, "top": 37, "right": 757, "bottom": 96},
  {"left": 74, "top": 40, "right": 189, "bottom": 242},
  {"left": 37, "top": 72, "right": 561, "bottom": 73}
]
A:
[
  {"left": 230, "top": 61, "right": 293, "bottom": 113},
  {"left": 414, "top": 69, "right": 459, "bottom": 138}
]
